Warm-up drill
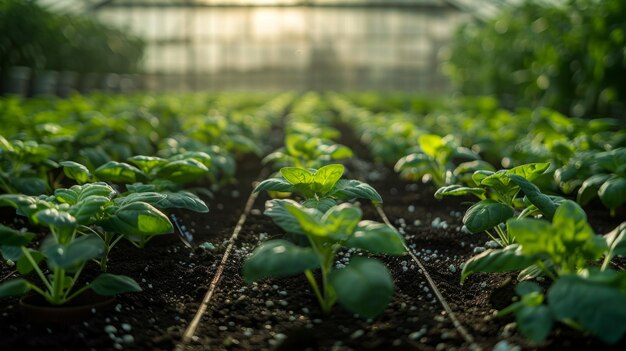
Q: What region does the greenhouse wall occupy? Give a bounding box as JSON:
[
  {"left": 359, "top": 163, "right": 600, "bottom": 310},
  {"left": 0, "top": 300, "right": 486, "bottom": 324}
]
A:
[{"left": 95, "top": 3, "right": 464, "bottom": 91}]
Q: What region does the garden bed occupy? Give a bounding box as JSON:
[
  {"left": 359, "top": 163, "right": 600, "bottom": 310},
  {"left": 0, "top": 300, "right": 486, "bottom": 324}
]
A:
[{"left": 1, "top": 135, "right": 624, "bottom": 351}]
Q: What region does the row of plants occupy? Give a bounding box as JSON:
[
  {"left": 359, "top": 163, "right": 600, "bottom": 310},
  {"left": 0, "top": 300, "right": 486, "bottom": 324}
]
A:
[
  {"left": 241, "top": 93, "right": 407, "bottom": 317},
  {"left": 0, "top": 92, "right": 292, "bottom": 306},
  {"left": 0, "top": 0, "right": 144, "bottom": 75},
  {"left": 444, "top": 0, "right": 626, "bottom": 118},
  {"left": 331, "top": 93, "right": 626, "bottom": 344}
]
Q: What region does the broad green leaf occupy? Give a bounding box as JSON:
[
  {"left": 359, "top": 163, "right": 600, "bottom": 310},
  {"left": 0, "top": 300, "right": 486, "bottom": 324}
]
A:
[
  {"left": 302, "top": 197, "right": 337, "bottom": 213},
  {"left": 156, "top": 159, "right": 209, "bottom": 184},
  {"left": 577, "top": 174, "right": 611, "bottom": 205},
  {"left": 16, "top": 250, "right": 44, "bottom": 275},
  {"left": 0, "top": 279, "right": 31, "bottom": 298},
  {"left": 95, "top": 161, "right": 145, "bottom": 183},
  {"left": 479, "top": 171, "right": 516, "bottom": 198},
  {"left": 461, "top": 244, "right": 536, "bottom": 283},
  {"left": 418, "top": 134, "right": 443, "bottom": 157},
  {"left": 103, "top": 202, "right": 173, "bottom": 237},
  {"left": 169, "top": 151, "right": 212, "bottom": 168},
  {"left": 453, "top": 160, "right": 496, "bottom": 177},
  {"left": 254, "top": 177, "right": 294, "bottom": 193},
  {"left": 552, "top": 200, "right": 595, "bottom": 243},
  {"left": 35, "top": 208, "right": 77, "bottom": 229},
  {"left": 243, "top": 240, "right": 319, "bottom": 282},
  {"left": 0, "top": 245, "right": 23, "bottom": 261},
  {"left": 508, "top": 174, "right": 557, "bottom": 220},
  {"left": 328, "top": 144, "right": 353, "bottom": 159},
  {"left": 321, "top": 204, "right": 362, "bottom": 239},
  {"left": 346, "top": 221, "right": 405, "bottom": 255},
  {"left": 286, "top": 202, "right": 327, "bottom": 236},
  {"left": 330, "top": 179, "right": 383, "bottom": 204},
  {"left": 127, "top": 155, "right": 167, "bottom": 173},
  {"left": 434, "top": 185, "right": 485, "bottom": 199},
  {"left": 329, "top": 257, "right": 394, "bottom": 318},
  {"left": 598, "top": 177, "right": 626, "bottom": 211},
  {"left": 0, "top": 224, "right": 35, "bottom": 246},
  {"left": 60, "top": 161, "right": 92, "bottom": 184},
  {"left": 159, "top": 191, "right": 208, "bottom": 213},
  {"left": 11, "top": 177, "right": 48, "bottom": 196},
  {"left": 90, "top": 273, "right": 142, "bottom": 296},
  {"left": 463, "top": 200, "right": 514, "bottom": 233},
  {"left": 69, "top": 195, "right": 110, "bottom": 225},
  {"left": 548, "top": 273, "right": 626, "bottom": 344},
  {"left": 265, "top": 199, "right": 310, "bottom": 235},
  {"left": 394, "top": 153, "right": 431, "bottom": 171},
  {"left": 505, "top": 163, "right": 550, "bottom": 182},
  {"left": 312, "top": 164, "right": 344, "bottom": 194},
  {"left": 114, "top": 192, "right": 166, "bottom": 207},
  {"left": 43, "top": 234, "right": 105, "bottom": 269},
  {"left": 516, "top": 281, "right": 543, "bottom": 296},
  {"left": 280, "top": 167, "right": 314, "bottom": 185},
  {"left": 516, "top": 305, "right": 554, "bottom": 342},
  {"left": 471, "top": 170, "right": 495, "bottom": 186}
]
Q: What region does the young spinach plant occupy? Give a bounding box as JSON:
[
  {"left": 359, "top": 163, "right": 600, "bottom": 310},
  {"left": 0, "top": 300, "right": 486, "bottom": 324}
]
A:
[
  {"left": 243, "top": 201, "right": 405, "bottom": 317},
  {"left": 254, "top": 164, "right": 382, "bottom": 212}
]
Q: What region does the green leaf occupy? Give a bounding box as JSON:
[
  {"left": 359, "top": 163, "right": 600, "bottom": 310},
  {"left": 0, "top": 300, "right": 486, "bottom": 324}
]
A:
[
  {"left": 11, "top": 177, "right": 48, "bottom": 196},
  {"left": 329, "top": 257, "right": 394, "bottom": 318},
  {"left": 285, "top": 202, "right": 327, "bottom": 236},
  {"left": 69, "top": 196, "right": 110, "bottom": 225},
  {"left": 103, "top": 202, "right": 173, "bottom": 237},
  {"left": 243, "top": 240, "right": 320, "bottom": 282},
  {"left": 43, "top": 234, "right": 105, "bottom": 269},
  {"left": 461, "top": 244, "right": 536, "bottom": 283},
  {"left": 548, "top": 273, "right": 626, "bottom": 344},
  {"left": 516, "top": 305, "right": 553, "bottom": 342},
  {"left": 0, "top": 279, "right": 31, "bottom": 298},
  {"left": 127, "top": 155, "right": 167, "bottom": 174},
  {"left": 434, "top": 185, "right": 485, "bottom": 199},
  {"left": 16, "top": 250, "right": 44, "bottom": 275},
  {"left": 463, "top": 200, "right": 514, "bottom": 233},
  {"left": 508, "top": 174, "right": 557, "bottom": 220},
  {"left": 505, "top": 163, "right": 550, "bottom": 182},
  {"left": 280, "top": 167, "right": 314, "bottom": 185},
  {"left": 346, "top": 221, "right": 405, "bottom": 255},
  {"left": 312, "top": 164, "right": 344, "bottom": 194},
  {"left": 155, "top": 159, "right": 209, "bottom": 184},
  {"left": 0, "top": 224, "right": 35, "bottom": 246},
  {"left": 577, "top": 174, "right": 611, "bottom": 205},
  {"left": 60, "top": 161, "right": 92, "bottom": 184},
  {"left": 114, "top": 192, "right": 166, "bottom": 206},
  {"left": 90, "top": 273, "right": 142, "bottom": 296},
  {"left": 394, "top": 153, "right": 431, "bottom": 172},
  {"left": 265, "top": 199, "right": 317, "bottom": 235},
  {"left": 330, "top": 179, "right": 383, "bottom": 204},
  {"left": 321, "top": 204, "right": 362, "bottom": 239},
  {"left": 598, "top": 177, "right": 626, "bottom": 211},
  {"left": 418, "top": 134, "right": 444, "bottom": 157},
  {"left": 254, "top": 177, "right": 294, "bottom": 193},
  {"left": 35, "top": 208, "right": 77, "bottom": 229},
  {"left": 302, "top": 197, "right": 337, "bottom": 213},
  {"left": 159, "top": 191, "right": 208, "bottom": 213},
  {"left": 95, "top": 161, "right": 145, "bottom": 183}
]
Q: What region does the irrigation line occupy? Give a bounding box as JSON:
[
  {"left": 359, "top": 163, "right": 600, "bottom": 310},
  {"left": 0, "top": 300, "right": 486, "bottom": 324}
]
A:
[
  {"left": 0, "top": 270, "right": 16, "bottom": 283},
  {"left": 375, "top": 205, "right": 482, "bottom": 351},
  {"left": 180, "top": 169, "right": 268, "bottom": 345}
]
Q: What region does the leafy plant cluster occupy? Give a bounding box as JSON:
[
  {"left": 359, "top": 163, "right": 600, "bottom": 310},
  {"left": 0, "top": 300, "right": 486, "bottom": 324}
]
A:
[
  {"left": 245, "top": 163, "right": 405, "bottom": 317},
  {"left": 445, "top": 0, "right": 626, "bottom": 119},
  {"left": 0, "top": 93, "right": 292, "bottom": 305}
]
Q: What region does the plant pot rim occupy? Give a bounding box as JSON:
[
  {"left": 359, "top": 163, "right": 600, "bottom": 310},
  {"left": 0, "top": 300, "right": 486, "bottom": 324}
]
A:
[{"left": 19, "top": 290, "right": 115, "bottom": 324}]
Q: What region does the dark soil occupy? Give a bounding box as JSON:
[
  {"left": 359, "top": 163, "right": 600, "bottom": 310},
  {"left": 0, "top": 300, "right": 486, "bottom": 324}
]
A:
[{"left": 0, "top": 127, "right": 624, "bottom": 351}]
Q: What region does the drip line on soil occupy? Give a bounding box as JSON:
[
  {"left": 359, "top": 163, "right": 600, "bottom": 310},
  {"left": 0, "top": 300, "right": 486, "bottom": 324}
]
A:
[
  {"left": 179, "top": 169, "right": 268, "bottom": 346},
  {"left": 0, "top": 270, "right": 15, "bottom": 283},
  {"left": 374, "top": 205, "right": 482, "bottom": 351}
]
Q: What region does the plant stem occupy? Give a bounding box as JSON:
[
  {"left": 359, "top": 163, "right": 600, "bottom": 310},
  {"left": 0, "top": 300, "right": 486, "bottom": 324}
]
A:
[
  {"left": 601, "top": 254, "right": 612, "bottom": 271},
  {"left": 21, "top": 247, "right": 53, "bottom": 292},
  {"left": 304, "top": 270, "right": 325, "bottom": 310}
]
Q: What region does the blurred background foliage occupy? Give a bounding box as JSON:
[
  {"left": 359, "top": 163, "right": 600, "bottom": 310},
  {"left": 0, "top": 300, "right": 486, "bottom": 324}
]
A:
[
  {"left": 445, "top": 0, "right": 626, "bottom": 118},
  {"left": 0, "top": 0, "right": 144, "bottom": 74}
]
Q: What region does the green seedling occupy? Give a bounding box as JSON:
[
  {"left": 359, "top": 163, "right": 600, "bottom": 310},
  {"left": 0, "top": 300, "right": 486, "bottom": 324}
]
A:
[{"left": 243, "top": 201, "right": 405, "bottom": 317}]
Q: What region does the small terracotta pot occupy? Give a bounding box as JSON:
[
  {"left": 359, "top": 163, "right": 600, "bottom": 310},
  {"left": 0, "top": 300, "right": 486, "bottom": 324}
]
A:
[{"left": 20, "top": 290, "right": 115, "bottom": 323}]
